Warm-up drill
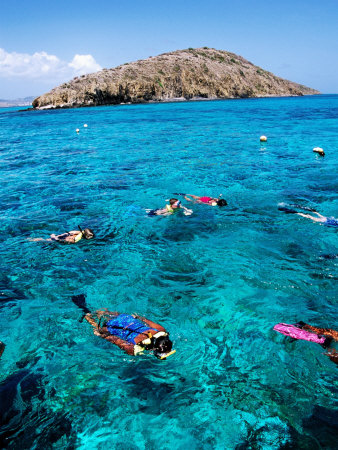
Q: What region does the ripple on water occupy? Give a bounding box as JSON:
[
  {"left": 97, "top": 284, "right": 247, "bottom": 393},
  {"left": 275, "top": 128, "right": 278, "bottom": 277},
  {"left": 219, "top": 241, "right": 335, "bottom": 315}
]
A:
[{"left": 0, "top": 96, "right": 337, "bottom": 448}]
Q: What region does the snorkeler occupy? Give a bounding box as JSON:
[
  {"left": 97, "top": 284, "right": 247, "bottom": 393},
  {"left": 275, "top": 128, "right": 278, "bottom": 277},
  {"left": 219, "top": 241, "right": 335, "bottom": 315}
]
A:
[
  {"left": 0, "top": 341, "right": 5, "bottom": 359},
  {"left": 29, "top": 225, "right": 95, "bottom": 243},
  {"left": 147, "top": 198, "right": 193, "bottom": 216},
  {"left": 183, "top": 193, "right": 227, "bottom": 207},
  {"left": 278, "top": 203, "right": 338, "bottom": 227},
  {"left": 71, "top": 295, "right": 176, "bottom": 360},
  {"left": 274, "top": 322, "right": 338, "bottom": 365},
  {"left": 297, "top": 322, "right": 338, "bottom": 340},
  {"left": 295, "top": 211, "right": 338, "bottom": 227}
]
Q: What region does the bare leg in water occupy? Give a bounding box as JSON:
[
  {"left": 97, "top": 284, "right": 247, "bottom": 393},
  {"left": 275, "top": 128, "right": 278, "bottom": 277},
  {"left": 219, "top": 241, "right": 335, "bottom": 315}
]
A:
[{"left": 296, "top": 212, "right": 327, "bottom": 223}]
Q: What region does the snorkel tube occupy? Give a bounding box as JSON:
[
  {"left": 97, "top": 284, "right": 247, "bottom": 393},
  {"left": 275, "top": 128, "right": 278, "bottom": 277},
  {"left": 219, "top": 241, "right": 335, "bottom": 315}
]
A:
[
  {"left": 215, "top": 194, "right": 228, "bottom": 207},
  {"left": 215, "top": 193, "right": 222, "bottom": 205},
  {"left": 152, "top": 334, "right": 176, "bottom": 359},
  {"left": 159, "top": 349, "right": 176, "bottom": 360}
]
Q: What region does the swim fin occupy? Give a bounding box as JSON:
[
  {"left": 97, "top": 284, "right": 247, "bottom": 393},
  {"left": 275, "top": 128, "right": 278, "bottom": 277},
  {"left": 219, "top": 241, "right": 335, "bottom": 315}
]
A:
[
  {"left": 147, "top": 209, "right": 158, "bottom": 216},
  {"left": 0, "top": 341, "right": 5, "bottom": 358},
  {"left": 72, "top": 294, "right": 91, "bottom": 315},
  {"left": 278, "top": 207, "right": 298, "bottom": 214},
  {"left": 322, "top": 337, "right": 333, "bottom": 349},
  {"left": 295, "top": 321, "right": 306, "bottom": 328},
  {"left": 291, "top": 204, "right": 317, "bottom": 212}
]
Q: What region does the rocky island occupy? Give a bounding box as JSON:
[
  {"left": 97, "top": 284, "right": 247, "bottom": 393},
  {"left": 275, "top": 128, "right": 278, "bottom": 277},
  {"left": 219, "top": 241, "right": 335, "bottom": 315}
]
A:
[{"left": 32, "top": 47, "right": 319, "bottom": 110}]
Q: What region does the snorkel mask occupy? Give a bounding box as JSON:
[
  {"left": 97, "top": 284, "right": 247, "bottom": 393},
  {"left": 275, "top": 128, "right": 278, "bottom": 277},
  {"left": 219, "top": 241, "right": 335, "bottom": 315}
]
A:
[{"left": 153, "top": 336, "right": 175, "bottom": 359}]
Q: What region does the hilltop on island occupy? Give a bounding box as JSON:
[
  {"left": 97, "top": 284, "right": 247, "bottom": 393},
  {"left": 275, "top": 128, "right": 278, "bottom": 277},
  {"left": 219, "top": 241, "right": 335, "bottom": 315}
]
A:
[{"left": 32, "top": 47, "right": 319, "bottom": 110}]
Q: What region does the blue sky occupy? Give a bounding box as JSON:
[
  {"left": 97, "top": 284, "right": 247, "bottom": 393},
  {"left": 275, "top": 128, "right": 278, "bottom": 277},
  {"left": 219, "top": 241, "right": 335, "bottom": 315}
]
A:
[{"left": 1, "top": 0, "right": 337, "bottom": 98}]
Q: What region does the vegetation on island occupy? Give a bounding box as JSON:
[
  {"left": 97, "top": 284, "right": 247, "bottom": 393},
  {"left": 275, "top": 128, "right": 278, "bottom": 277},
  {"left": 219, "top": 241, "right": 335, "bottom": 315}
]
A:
[{"left": 32, "top": 48, "right": 319, "bottom": 110}]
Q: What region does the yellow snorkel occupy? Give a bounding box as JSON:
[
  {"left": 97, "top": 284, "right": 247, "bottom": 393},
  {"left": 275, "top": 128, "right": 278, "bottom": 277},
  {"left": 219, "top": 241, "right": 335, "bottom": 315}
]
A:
[{"left": 160, "top": 349, "right": 176, "bottom": 360}]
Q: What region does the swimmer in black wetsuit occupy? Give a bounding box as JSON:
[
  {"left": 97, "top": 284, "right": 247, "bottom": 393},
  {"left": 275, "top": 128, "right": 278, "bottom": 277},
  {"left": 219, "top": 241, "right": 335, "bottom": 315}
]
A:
[
  {"left": 278, "top": 204, "right": 338, "bottom": 227},
  {"left": 295, "top": 212, "right": 338, "bottom": 227}
]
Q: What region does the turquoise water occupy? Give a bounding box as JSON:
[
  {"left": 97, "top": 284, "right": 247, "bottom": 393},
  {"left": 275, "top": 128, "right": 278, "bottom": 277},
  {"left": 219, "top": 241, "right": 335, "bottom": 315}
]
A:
[{"left": 0, "top": 95, "right": 337, "bottom": 449}]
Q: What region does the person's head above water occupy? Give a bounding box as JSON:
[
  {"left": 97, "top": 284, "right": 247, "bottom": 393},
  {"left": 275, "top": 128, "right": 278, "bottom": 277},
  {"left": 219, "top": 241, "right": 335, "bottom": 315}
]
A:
[
  {"left": 216, "top": 199, "right": 227, "bottom": 207},
  {"left": 82, "top": 228, "right": 95, "bottom": 239},
  {"left": 169, "top": 198, "right": 181, "bottom": 208},
  {"left": 78, "top": 225, "right": 95, "bottom": 240},
  {"left": 152, "top": 335, "right": 174, "bottom": 359}
]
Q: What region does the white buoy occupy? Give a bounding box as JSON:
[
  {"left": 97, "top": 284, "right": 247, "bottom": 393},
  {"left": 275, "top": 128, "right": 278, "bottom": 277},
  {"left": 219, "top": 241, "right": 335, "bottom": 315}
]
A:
[
  {"left": 313, "top": 147, "right": 325, "bottom": 156},
  {"left": 260, "top": 135, "right": 267, "bottom": 142},
  {"left": 84, "top": 124, "right": 88, "bottom": 128},
  {"left": 76, "top": 128, "right": 80, "bottom": 133}
]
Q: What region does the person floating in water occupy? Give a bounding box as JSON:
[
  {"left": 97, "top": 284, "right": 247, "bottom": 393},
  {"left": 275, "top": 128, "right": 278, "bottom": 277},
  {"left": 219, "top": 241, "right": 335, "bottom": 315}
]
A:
[
  {"left": 274, "top": 321, "right": 338, "bottom": 365},
  {"left": 147, "top": 198, "right": 192, "bottom": 216},
  {"left": 295, "top": 211, "right": 338, "bottom": 227},
  {"left": 0, "top": 341, "right": 5, "bottom": 359},
  {"left": 29, "top": 225, "right": 95, "bottom": 243},
  {"left": 183, "top": 193, "right": 227, "bottom": 207},
  {"left": 72, "top": 295, "right": 176, "bottom": 360},
  {"left": 278, "top": 203, "right": 338, "bottom": 227}
]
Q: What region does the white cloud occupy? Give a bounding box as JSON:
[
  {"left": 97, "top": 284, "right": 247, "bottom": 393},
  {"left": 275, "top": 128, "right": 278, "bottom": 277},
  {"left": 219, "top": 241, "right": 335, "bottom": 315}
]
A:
[
  {"left": 0, "top": 48, "right": 102, "bottom": 81},
  {"left": 68, "top": 54, "right": 102, "bottom": 74}
]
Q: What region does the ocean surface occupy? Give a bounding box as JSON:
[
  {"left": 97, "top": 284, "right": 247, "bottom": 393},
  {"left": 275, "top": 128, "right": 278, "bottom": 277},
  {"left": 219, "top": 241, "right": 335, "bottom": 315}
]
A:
[{"left": 0, "top": 95, "right": 337, "bottom": 449}]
